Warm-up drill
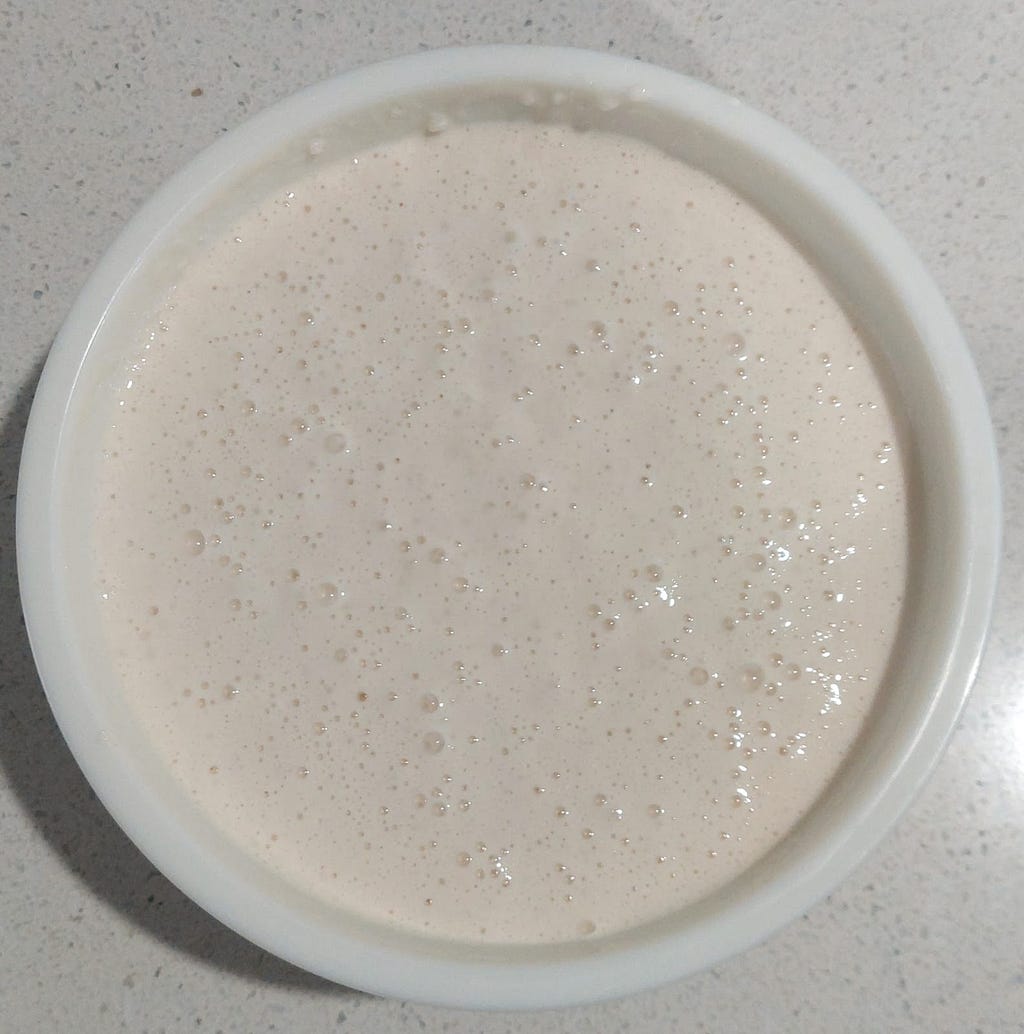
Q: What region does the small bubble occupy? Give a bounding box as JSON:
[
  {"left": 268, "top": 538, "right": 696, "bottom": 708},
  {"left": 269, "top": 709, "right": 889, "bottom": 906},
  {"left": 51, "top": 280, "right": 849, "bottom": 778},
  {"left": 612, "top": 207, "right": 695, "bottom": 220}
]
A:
[
  {"left": 581, "top": 828, "right": 595, "bottom": 839},
  {"left": 334, "top": 648, "right": 348, "bottom": 663},
  {"left": 425, "top": 112, "right": 449, "bottom": 135},
  {"left": 423, "top": 732, "right": 445, "bottom": 754},
  {"left": 725, "top": 332, "right": 746, "bottom": 356},
  {"left": 579, "top": 919, "right": 597, "bottom": 935},
  {"left": 422, "top": 694, "right": 441, "bottom": 713},
  {"left": 648, "top": 804, "right": 665, "bottom": 817},
  {"left": 689, "top": 667, "right": 709, "bottom": 686},
  {"left": 187, "top": 530, "right": 205, "bottom": 556},
  {"left": 457, "top": 852, "right": 472, "bottom": 866},
  {"left": 492, "top": 644, "right": 508, "bottom": 658},
  {"left": 325, "top": 433, "right": 349, "bottom": 454},
  {"left": 319, "top": 582, "right": 340, "bottom": 602},
  {"left": 742, "top": 664, "right": 764, "bottom": 689}
]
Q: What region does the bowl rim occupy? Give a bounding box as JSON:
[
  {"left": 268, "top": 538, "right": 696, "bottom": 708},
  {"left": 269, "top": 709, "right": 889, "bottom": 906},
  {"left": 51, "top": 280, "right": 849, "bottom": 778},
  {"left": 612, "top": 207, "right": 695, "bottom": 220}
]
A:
[{"left": 16, "top": 43, "right": 1001, "bottom": 1010}]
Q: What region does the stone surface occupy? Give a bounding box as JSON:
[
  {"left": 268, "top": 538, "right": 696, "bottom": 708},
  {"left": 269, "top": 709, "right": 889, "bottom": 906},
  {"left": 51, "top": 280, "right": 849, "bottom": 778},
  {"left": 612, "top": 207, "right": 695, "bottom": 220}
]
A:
[{"left": 1, "top": 1, "right": 1021, "bottom": 1030}]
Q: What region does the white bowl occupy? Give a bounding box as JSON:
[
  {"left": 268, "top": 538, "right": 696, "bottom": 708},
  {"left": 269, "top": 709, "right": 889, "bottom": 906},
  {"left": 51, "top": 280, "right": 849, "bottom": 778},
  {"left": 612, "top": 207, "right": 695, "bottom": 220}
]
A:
[{"left": 16, "top": 45, "right": 1000, "bottom": 1009}]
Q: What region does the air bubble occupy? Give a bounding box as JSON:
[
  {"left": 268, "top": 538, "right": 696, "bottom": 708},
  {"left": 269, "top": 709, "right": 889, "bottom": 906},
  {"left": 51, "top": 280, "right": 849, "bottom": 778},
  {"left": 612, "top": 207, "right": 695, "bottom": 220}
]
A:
[
  {"left": 725, "top": 332, "right": 746, "bottom": 356},
  {"left": 742, "top": 665, "right": 764, "bottom": 689},
  {"left": 425, "top": 112, "right": 449, "bottom": 135}
]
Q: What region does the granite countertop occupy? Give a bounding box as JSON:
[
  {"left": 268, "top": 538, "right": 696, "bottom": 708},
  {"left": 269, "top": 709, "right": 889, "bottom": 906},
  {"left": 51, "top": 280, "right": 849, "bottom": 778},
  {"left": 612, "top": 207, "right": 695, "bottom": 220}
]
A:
[{"left": 2, "top": 2, "right": 1021, "bottom": 1031}]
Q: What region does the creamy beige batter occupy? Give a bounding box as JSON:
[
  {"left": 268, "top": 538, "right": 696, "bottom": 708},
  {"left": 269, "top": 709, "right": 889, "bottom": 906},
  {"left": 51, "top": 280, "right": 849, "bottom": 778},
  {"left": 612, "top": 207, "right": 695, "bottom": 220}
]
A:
[{"left": 92, "top": 120, "right": 908, "bottom": 943}]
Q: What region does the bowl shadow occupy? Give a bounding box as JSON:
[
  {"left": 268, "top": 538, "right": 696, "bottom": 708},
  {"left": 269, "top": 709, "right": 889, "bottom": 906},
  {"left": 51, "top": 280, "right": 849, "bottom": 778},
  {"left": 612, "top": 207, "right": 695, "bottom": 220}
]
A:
[{"left": 0, "top": 353, "right": 343, "bottom": 992}]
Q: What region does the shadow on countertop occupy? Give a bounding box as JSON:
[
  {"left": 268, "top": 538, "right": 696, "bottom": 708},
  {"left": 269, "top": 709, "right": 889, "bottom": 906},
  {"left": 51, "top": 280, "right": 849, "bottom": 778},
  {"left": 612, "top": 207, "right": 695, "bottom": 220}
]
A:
[{"left": 0, "top": 355, "right": 339, "bottom": 993}]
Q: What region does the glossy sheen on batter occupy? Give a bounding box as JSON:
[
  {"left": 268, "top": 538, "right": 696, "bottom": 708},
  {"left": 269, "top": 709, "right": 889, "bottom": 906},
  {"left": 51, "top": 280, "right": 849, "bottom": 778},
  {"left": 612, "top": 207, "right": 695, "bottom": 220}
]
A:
[{"left": 92, "top": 121, "right": 908, "bottom": 943}]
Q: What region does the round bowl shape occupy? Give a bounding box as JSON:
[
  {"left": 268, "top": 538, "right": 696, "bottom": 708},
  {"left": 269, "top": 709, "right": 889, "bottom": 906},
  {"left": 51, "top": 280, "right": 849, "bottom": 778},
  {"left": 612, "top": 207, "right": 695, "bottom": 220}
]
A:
[{"left": 16, "top": 46, "right": 1000, "bottom": 1009}]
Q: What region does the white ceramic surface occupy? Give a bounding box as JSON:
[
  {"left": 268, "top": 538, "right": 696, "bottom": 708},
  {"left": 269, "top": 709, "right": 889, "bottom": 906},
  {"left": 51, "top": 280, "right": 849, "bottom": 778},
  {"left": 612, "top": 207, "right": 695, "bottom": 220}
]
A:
[{"left": 15, "top": 46, "right": 1000, "bottom": 1011}]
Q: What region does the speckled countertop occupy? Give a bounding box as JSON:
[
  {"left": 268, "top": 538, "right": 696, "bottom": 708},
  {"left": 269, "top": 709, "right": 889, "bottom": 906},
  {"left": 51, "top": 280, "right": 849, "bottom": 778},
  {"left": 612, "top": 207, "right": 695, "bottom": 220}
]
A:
[{"left": 2, "top": 2, "right": 1021, "bottom": 1031}]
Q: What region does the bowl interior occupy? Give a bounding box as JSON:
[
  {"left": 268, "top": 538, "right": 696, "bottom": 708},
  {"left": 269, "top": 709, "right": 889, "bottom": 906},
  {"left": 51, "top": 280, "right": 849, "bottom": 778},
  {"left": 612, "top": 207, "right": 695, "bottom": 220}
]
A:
[{"left": 17, "top": 46, "right": 999, "bottom": 1009}]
